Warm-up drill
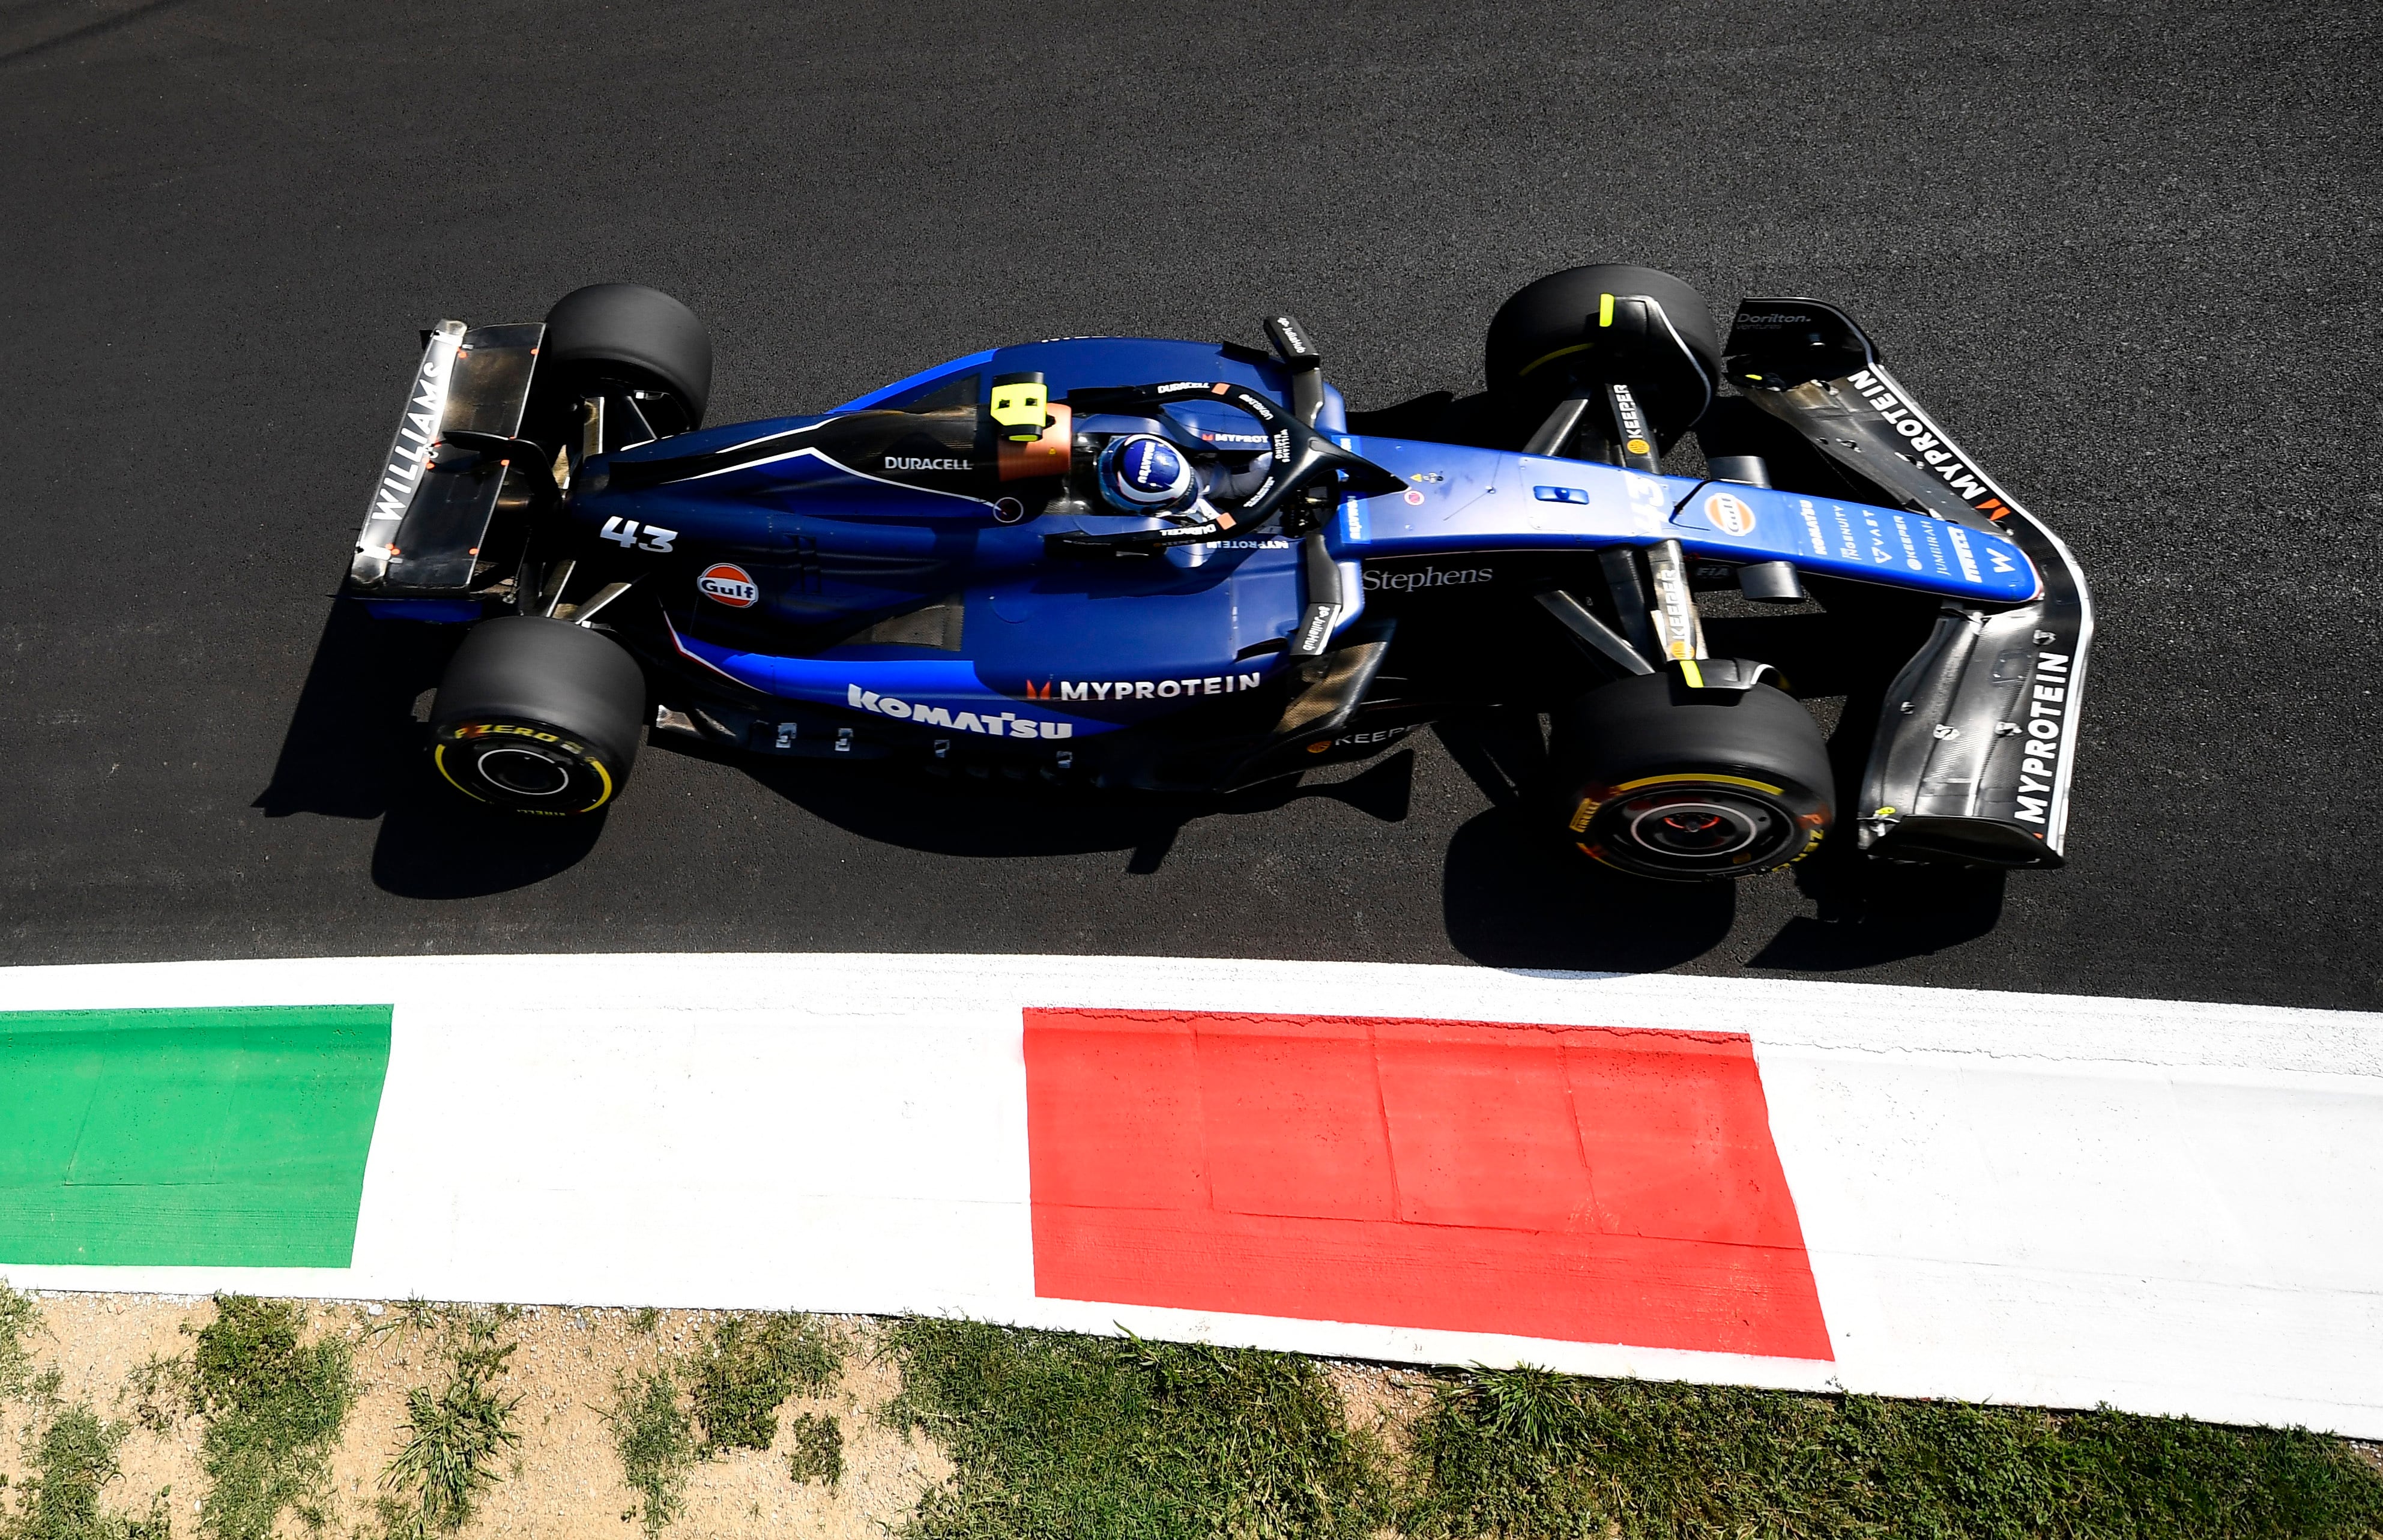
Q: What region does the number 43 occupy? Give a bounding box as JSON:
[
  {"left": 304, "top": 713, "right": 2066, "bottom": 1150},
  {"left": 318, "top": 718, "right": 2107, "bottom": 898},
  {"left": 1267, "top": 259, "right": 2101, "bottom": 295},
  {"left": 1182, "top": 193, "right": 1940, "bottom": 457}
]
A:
[{"left": 600, "top": 516, "right": 677, "bottom": 553}]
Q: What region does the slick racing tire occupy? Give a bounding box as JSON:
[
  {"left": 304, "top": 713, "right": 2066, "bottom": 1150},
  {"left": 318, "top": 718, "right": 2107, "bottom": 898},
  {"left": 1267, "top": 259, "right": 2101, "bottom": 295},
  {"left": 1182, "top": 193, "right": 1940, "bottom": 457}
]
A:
[
  {"left": 430, "top": 616, "right": 645, "bottom": 817},
  {"left": 542, "top": 282, "right": 713, "bottom": 430},
  {"left": 1549, "top": 671, "right": 1832, "bottom": 881},
  {"left": 1485, "top": 264, "right": 1721, "bottom": 444}
]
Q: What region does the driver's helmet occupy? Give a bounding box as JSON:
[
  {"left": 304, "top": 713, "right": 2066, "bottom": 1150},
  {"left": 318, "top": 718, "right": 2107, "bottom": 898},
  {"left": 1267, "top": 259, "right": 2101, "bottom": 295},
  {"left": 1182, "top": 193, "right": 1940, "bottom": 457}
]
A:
[{"left": 1095, "top": 433, "right": 1200, "bottom": 515}]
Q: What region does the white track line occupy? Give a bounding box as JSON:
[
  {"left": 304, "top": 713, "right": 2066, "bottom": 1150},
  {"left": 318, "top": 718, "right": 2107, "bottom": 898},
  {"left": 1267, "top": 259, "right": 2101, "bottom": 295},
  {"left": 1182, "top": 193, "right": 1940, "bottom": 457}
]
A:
[{"left": 1, "top": 955, "right": 2376, "bottom": 1436}]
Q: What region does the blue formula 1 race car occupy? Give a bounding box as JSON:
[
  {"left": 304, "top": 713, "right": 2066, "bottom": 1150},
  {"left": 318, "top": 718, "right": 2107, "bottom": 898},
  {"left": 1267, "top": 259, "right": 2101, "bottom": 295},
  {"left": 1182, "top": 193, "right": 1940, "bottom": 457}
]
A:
[{"left": 343, "top": 265, "right": 2090, "bottom": 881}]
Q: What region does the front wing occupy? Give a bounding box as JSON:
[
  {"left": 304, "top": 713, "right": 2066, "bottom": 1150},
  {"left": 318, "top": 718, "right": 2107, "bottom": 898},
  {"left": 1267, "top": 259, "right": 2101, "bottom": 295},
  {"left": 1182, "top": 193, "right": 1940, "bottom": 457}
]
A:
[{"left": 1725, "top": 299, "right": 2092, "bottom": 868}]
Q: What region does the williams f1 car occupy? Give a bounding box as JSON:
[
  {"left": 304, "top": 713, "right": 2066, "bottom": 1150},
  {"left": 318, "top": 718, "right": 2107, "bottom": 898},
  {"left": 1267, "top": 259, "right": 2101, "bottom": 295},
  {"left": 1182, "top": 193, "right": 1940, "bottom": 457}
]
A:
[{"left": 343, "top": 266, "right": 2089, "bottom": 880}]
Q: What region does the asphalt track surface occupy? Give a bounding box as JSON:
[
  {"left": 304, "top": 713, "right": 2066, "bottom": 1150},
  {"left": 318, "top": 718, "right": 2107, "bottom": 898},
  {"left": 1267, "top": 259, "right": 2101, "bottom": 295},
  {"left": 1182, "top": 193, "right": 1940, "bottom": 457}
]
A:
[{"left": 3, "top": 0, "right": 2378, "bottom": 1007}]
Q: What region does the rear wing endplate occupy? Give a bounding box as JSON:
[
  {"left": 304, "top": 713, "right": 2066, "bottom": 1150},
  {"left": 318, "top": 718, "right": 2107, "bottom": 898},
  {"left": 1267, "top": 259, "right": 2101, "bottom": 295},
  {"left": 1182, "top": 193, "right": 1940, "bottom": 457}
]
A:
[
  {"left": 1725, "top": 299, "right": 2094, "bottom": 866},
  {"left": 348, "top": 320, "right": 545, "bottom": 596}
]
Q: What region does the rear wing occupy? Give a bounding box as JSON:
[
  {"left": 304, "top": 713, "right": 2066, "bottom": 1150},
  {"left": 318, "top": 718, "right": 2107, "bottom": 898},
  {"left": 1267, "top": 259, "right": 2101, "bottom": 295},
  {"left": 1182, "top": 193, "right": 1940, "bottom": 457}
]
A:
[
  {"left": 347, "top": 320, "right": 545, "bottom": 598},
  {"left": 1725, "top": 300, "right": 2093, "bottom": 867}
]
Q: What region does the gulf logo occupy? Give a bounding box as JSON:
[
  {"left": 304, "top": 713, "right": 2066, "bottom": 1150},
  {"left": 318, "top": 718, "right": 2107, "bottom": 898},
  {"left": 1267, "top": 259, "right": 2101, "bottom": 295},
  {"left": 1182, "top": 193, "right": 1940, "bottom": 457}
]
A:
[
  {"left": 697, "top": 562, "right": 758, "bottom": 608},
  {"left": 1705, "top": 491, "right": 1758, "bottom": 536}
]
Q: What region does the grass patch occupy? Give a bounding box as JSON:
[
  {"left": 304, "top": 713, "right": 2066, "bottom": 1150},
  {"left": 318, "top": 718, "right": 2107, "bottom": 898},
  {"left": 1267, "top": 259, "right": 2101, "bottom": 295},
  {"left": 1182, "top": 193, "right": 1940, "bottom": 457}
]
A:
[
  {"left": 606, "top": 1368, "right": 694, "bottom": 1539},
  {"left": 784, "top": 1413, "right": 844, "bottom": 1489},
  {"left": 880, "top": 1323, "right": 2383, "bottom": 1540},
  {"left": 688, "top": 1314, "right": 843, "bottom": 1457},
  {"left": 881, "top": 1318, "right": 1385, "bottom": 1539},
  {"left": 1401, "top": 1365, "right": 2383, "bottom": 1540},
  {"left": 375, "top": 1306, "right": 524, "bottom": 1538},
  {"left": 0, "top": 1401, "right": 171, "bottom": 1540},
  {"left": 9, "top": 1294, "right": 2373, "bottom": 1539},
  {"left": 177, "top": 1295, "right": 357, "bottom": 1540},
  {"left": 0, "top": 1295, "right": 174, "bottom": 1540},
  {"left": 0, "top": 1284, "right": 39, "bottom": 1402},
  {"left": 370, "top": 1299, "right": 440, "bottom": 1341},
  {"left": 602, "top": 1312, "right": 845, "bottom": 1533}
]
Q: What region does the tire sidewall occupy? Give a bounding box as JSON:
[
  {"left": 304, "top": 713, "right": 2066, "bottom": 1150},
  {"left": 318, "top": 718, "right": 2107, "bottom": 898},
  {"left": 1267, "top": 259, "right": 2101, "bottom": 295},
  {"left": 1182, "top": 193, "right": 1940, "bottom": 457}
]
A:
[
  {"left": 434, "top": 717, "right": 626, "bottom": 816},
  {"left": 429, "top": 615, "right": 646, "bottom": 818},
  {"left": 1549, "top": 674, "right": 1835, "bottom": 881},
  {"left": 540, "top": 282, "right": 713, "bottom": 429},
  {"left": 1484, "top": 264, "right": 1721, "bottom": 441},
  {"left": 1564, "top": 768, "right": 1828, "bottom": 880}
]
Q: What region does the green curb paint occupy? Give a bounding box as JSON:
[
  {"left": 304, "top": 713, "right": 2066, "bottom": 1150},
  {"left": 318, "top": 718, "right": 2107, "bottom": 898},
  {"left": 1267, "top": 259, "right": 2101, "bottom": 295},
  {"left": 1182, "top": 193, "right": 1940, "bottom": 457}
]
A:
[{"left": 0, "top": 1005, "right": 391, "bottom": 1268}]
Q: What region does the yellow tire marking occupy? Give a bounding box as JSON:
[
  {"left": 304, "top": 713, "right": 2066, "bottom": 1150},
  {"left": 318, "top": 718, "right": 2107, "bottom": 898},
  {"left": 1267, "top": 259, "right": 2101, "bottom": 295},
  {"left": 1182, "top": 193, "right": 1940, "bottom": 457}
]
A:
[
  {"left": 442, "top": 735, "right": 614, "bottom": 816},
  {"left": 1611, "top": 772, "right": 1787, "bottom": 796},
  {"left": 1517, "top": 340, "right": 1597, "bottom": 378},
  {"left": 1598, "top": 292, "right": 1614, "bottom": 327},
  {"left": 433, "top": 744, "right": 488, "bottom": 803},
  {"left": 576, "top": 758, "right": 615, "bottom": 814}
]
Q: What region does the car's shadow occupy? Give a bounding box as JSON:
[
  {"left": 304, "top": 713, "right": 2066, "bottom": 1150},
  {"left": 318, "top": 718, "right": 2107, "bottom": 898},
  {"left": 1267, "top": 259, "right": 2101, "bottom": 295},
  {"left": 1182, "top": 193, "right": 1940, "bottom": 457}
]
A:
[
  {"left": 1747, "top": 858, "right": 2008, "bottom": 970},
  {"left": 259, "top": 603, "right": 2006, "bottom": 947},
  {"left": 1431, "top": 710, "right": 1736, "bottom": 971},
  {"left": 255, "top": 602, "right": 452, "bottom": 822},
  {"left": 367, "top": 767, "right": 612, "bottom": 899},
  {"left": 1440, "top": 807, "right": 1741, "bottom": 971},
  {"left": 650, "top": 731, "right": 1418, "bottom": 869},
  {"left": 256, "top": 605, "right": 605, "bottom": 898},
  {"left": 1430, "top": 696, "right": 2004, "bottom": 974},
  {"left": 1752, "top": 633, "right": 2012, "bottom": 970},
  {"left": 257, "top": 603, "right": 1420, "bottom": 898}
]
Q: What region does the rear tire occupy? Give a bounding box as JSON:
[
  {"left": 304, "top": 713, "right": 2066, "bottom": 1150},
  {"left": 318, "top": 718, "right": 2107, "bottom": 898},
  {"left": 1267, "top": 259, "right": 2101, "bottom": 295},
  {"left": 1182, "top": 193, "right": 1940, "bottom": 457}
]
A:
[
  {"left": 430, "top": 617, "right": 645, "bottom": 816},
  {"left": 1549, "top": 671, "right": 1832, "bottom": 880},
  {"left": 1485, "top": 264, "right": 1720, "bottom": 443},
  {"left": 541, "top": 282, "right": 713, "bottom": 430}
]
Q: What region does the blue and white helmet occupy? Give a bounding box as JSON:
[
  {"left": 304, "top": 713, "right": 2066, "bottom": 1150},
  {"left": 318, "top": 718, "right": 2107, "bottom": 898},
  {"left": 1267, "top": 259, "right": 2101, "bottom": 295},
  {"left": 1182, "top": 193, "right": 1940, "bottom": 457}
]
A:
[{"left": 1095, "top": 433, "right": 1200, "bottom": 515}]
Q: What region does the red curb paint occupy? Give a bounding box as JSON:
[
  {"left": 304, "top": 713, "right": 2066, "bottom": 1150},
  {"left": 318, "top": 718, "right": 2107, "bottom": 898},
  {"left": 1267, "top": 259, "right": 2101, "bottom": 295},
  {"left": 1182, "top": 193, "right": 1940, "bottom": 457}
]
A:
[{"left": 1025, "top": 1009, "right": 1831, "bottom": 1360}]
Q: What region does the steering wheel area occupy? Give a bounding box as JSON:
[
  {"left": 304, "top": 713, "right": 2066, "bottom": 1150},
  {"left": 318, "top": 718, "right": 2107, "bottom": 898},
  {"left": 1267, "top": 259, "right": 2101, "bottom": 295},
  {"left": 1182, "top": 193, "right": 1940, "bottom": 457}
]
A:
[{"left": 1044, "top": 381, "right": 1406, "bottom": 556}]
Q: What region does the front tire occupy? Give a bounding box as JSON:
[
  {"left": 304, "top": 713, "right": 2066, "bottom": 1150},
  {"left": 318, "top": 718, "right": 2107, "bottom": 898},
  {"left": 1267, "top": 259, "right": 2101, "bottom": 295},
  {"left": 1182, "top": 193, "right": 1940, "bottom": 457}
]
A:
[
  {"left": 1485, "top": 264, "right": 1721, "bottom": 445},
  {"left": 430, "top": 617, "right": 645, "bottom": 816},
  {"left": 1549, "top": 671, "right": 1832, "bottom": 880}
]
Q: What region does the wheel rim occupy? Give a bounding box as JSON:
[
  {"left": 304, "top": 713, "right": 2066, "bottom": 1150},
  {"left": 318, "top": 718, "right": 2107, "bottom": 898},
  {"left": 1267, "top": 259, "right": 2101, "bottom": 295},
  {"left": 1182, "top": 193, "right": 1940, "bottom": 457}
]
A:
[
  {"left": 1623, "top": 795, "right": 1769, "bottom": 859},
  {"left": 477, "top": 747, "right": 572, "bottom": 797},
  {"left": 1582, "top": 781, "right": 1817, "bottom": 877}
]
